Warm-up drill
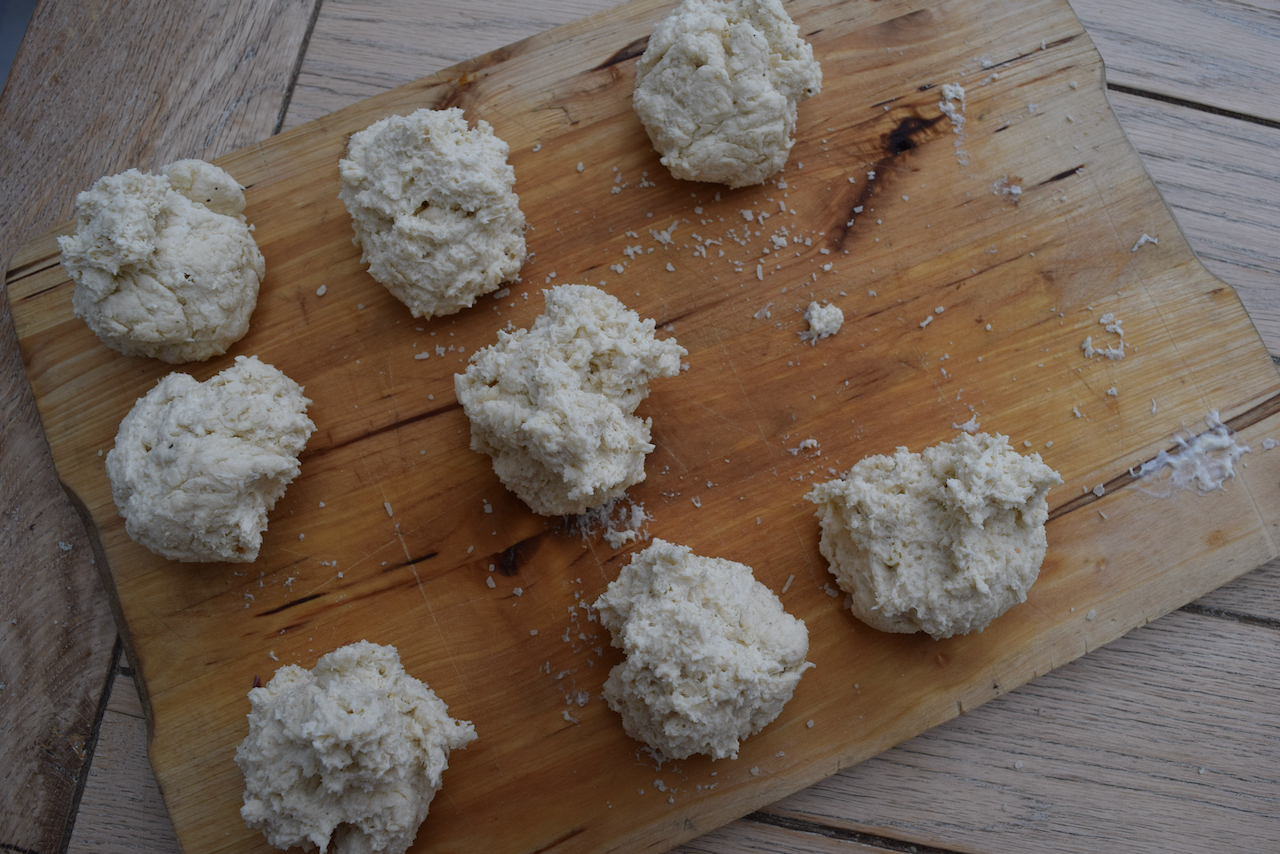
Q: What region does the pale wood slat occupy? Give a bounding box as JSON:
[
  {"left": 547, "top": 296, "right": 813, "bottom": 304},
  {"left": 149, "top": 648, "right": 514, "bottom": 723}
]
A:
[
  {"left": 66, "top": 673, "right": 181, "bottom": 854},
  {"left": 678, "top": 818, "right": 889, "bottom": 854},
  {"left": 1107, "top": 90, "right": 1280, "bottom": 358},
  {"left": 1070, "top": 0, "right": 1280, "bottom": 123},
  {"left": 744, "top": 609, "right": 1280, "bottom": 854},
  {"left": 1196, "top": 557, "right": 1280, "bottom": 619},
  {"left": 0, "top": 2, "right": 323, "bottom": 851},
  {"left": 283, "top": 0, "right": 619, "bottom": 130}
]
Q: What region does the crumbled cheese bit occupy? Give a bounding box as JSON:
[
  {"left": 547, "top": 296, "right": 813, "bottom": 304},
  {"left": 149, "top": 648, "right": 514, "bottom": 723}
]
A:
[
  {"left": 993, "top": 176, "right": 1022, "bottom": 201},
  {"left": 486, "top": 576, "right": 496, "bottom": 589},
  {"left": 1134, "top": 410, "right": 1250, "bottom": 495},
  {"left": 1082, "top": 312, "right": 1125, "bottom": 360},
  {"left": 1131, "top": 233, "right": 1159, "bottom": 251},
  {"left": 800, "top": 301, "right": 843, "bottom": 345},
  {"left": 413, "top": 351, "right": 430, "bottom": 360},
  {"left": 315, "top": 285, "right": 327, "bottom": 297},
  {"left": 383, "top": 501, "right": 393, "bottom": 517}
]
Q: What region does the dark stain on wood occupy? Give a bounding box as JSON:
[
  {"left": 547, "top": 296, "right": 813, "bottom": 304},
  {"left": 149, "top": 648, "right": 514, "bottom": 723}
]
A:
[
  {"left": 594, "top": 36, "right": 649, "bottom": 71},
  {"left": 1040, "top": 165, "right": 1085, "bottom": 185},
  {"left": 531, "top": 825, "right": 587, "bottom": 854},
  {"left": 5, "top": 252, "right": 66, "bottom": 286},
  {"left": 320, "top": 401, "right": 461, "bottom": 455},
  {"left": 498, "top": 540, "right": 527, "bottom": 576},
  {"left": 381, "top": 551, "right": 439, "bottom": 573},
  {"left": 257, "top": 592, "right": 325, "bottom": 616},
  {"left": 885, "top": 114, "right": 943, "bottom": 155}
]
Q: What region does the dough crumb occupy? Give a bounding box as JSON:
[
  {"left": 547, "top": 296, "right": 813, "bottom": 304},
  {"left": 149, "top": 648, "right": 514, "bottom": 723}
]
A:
[
  {"left": 1134, "top": 410, "right": 1250, "bottom": 495},
  {"left": 1131, "top": 233, "right": 1159, "bottom": 251},
  {"left": 595, "top": 539, "right": 813, "bottom": 760},
  {"left": 799, "top": 301, "right": 843, "bottom": 345}
]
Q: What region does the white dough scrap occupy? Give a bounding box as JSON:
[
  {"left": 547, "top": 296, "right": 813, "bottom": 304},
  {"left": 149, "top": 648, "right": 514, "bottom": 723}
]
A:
[
  {"left": 454, "top": 285, "right": 685, "bottom": 516},
  {"left": 339, "top": 108, "right": 526, "bottom": 319},
  {"left": 633, "top": 0, "right": 822, "bottom": 188},
  {"left": 806, "top": 432, "right": 1063, "bottom": 639},
  {"left": 799, "top": 300, "right": 843, "bottom": 344},
  {"left": 106, "top": 355, "right": 315, "bottom": 563},
  {"left": 236, "top": 641, "right": 476, "bottom": 854},
  {"left": 594, "top": 539, "right": 813, "bottom": 760},
  {"left": 57, "top": 159, "right": 264, "bottom": 363}
]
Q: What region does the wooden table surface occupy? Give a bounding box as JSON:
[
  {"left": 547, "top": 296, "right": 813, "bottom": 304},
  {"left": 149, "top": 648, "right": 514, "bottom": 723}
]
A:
[{"left": 1, "top": 1, "right": 1277, "bottom": 852}]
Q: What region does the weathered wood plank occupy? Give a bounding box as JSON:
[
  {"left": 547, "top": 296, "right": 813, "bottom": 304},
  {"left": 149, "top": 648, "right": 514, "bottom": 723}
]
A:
[
  {"left": 0, "top": 2, "right": 320, "bottom": 851},
  {"left": 752, "top": 609, "right": 1280, "bottom": 854},
  {"left": 1071, "top": 0, "right": 1280, "bottom": 123},
  {"left": 284, "top": 0, "right": 619, "bottom": 129},
  {"left": 65, "top": 671, "right": 181, "bottom": 854},
  {"left": 1195, "top": 557, "right": 1280, "bottom": 620},
  {"left": 1107, "top": 90, "right": 1280, "bottom": 358}
]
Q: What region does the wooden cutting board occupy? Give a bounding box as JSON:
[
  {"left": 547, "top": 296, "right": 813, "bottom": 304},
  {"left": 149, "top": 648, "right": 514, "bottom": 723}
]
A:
[{"left": 8, "top": 0, "right": 1280, "bottom": 851}]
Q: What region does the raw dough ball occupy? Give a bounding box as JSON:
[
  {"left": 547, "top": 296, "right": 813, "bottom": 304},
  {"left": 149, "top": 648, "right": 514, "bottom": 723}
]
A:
[
  {"left": 339, "top": 108, "right": 526, "bottom": 319},
  {"left": 806, "top": 432, "right": 1063, "bottom": 639},
  {"left": 799, "top": 300, "right": 842, "bottom": 344},
  {"left": 106, "top": 355, "right": 315, "bottom": 563},
  {"left": 454, "top": 284, "right": 685, "bottom": 516},
  {"left": 633, "top": 0, "right": 822, "bottom": 188},
  {"left": 236, "top": 641, "right": 476, "bottom": 854},
  {"left": 57, "top": 159, "right": 264, "bottom": 363},
  {"left": 595, "top": 539, "right": 813, "bottom": 760}
]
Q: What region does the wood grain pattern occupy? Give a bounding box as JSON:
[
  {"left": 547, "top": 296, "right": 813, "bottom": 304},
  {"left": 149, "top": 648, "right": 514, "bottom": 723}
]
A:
[
  {"left": 284, "top": 0, "right": 619, "bottom": 129},
  {"left": 66, "top": 669, "right": 182, "bottom": 854},
  {"left": 7, "top": 1, "right": 1280, "bottom": 854},
  {"left": 761, "top": 608, "right": 1280, "bottom": 853},
  {"left": 1070, "top": 0, "right": 1280, "bottom": 123},
  {"left": 1107, "top": 91, "right": 1280, "bottom": 356},
  {"left": 0, "top": 2, "right": 319, "bottom": 850}
]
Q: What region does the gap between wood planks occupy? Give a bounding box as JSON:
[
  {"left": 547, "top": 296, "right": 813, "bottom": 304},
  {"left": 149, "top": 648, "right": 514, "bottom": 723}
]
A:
[
  {"left": 1107, "top": 83, "right": 1280, "bottom": 132},
  {"left": 59, "top": 638, "right": 123, "bottom": 852},
  {"left": 274, "top": 0, "right": 326, "bottom": 136}
]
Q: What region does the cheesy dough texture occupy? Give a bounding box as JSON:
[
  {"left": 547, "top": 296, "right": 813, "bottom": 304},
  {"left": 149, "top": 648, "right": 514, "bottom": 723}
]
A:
[
  {"left": 236, "top": 641, "right": 476, "bottom": 854},
  {"left": 806, "top": 432, "right": 1063, "bottom": 639},
  {"left": 800, "top": 300, "right": 843, "bottom": 344},
  {"left": 594, "top": 539, "right": 813, "bottom": 760},
  {"left": 339, "top": 108, "right": 526, "bottom": 319},
  {"left": 57, "top": 159, "right": 264, "bottom": 363},
  {"left": 454, "top": 285, "right": 685, "bottom": 516},
  {"left": 633, "top": 0, "right": 822, "bottom": 187},
  {"left": 106, "top": 355, "right": 315, "bottom": 563}
]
